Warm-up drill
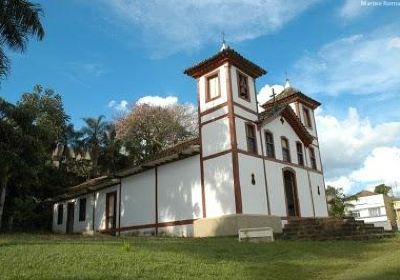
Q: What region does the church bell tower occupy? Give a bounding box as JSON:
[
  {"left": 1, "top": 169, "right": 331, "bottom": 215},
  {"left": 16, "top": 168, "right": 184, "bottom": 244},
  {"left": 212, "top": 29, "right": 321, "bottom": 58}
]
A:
[{"left": 184, "top": 44, "right": 268, "bottom": 218}]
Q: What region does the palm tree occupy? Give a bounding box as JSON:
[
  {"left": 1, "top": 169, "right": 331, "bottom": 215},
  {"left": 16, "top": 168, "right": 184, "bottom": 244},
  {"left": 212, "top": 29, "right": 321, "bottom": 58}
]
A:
[
  {"left": 0, "top": 0, "right": 45, "bottom": 78},
  {"left": 81, "top": 116, "right": 108, "bottom": 178},
  {"left": 100, "top": 124, "right": 127, "bottom": 175}
]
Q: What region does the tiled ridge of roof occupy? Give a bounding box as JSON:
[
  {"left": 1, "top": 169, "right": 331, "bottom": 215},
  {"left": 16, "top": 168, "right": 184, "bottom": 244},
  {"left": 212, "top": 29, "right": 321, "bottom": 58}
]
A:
[
  {"left": 262, "top": 87, "right": 321, "bottom": 109},
  {"left": 184, "top": 47, "right": 266, "bottom": 78}
]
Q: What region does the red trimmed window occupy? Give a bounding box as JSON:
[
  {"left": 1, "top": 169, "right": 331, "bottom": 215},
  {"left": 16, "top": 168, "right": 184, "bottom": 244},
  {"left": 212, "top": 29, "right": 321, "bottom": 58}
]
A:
[
  {"left": 265, "top": 131, "right": 275, "bottom": 158},
  {"left": 238, "top": 72, "right": 250, "bottom": 101},
  {"left": 296, "top": 142, "right": 304, "bottom": 166},
  {"left": 303, "top": 107, "right": 312, "bottom": 129},
  {"left": 309, "top": 147, "right": 317, "bottom": 170},
  {"left": 206, "top": 74, "right": 220, "bottom": 102},
  {"left": 246, "top": 123, "right": 257, "bottom": 154},
  {"left": 281, "top": 137, "right": 291, "bottom": 162}
]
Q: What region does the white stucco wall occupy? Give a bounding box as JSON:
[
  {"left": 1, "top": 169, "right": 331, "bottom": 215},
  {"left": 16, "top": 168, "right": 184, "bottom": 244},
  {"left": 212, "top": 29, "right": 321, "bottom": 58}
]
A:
[
  {"left": 201, "top": 117, "right": 231, "bottom": 157},
  {"left": 201, "top": 106, "right": 228, "bottom": 123},
  {"left": 309, "top": 172, "right": 328, "bottom": 217},
  {"left": 204, "top": 153, "right": 236, "bottom": 218},
  {"left": 264, "top": 161, "right": 287, "bottom": 216},
  {"left": 158, "top": 155, "right": 202, "bottom": 222},
  {"left": 120, "top": 169, "right": 156, "bottom": 228},
  {"left": 52, "top": 193, "right": 95, "bottom": 234},
  {"left": 238, "top": 154, "right": 268, "bottom": 214}
]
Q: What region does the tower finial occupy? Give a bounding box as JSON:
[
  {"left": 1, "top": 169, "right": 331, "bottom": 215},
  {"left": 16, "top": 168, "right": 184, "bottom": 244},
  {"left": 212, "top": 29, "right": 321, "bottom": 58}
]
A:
[
  {"left": 270, "top": 87, "right": 277, "bottom": 112},
  {"left": 284, "top": 70, "right": 291, "bottom": 89},
  {"left": 220, "top": 31, "right": 228, "bottom": 51}
]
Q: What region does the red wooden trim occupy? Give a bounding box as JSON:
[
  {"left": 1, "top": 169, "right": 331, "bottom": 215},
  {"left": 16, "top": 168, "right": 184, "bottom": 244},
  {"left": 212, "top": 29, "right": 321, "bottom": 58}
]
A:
[
  {"left": 237, "top": 149, "right": 323, "bottom": 174},
  {"left": 155, "top": 167, "right": 158, "bottom": 235},
  {"left": 233, "top": 101, "right": 258, "bottom": 116},
  {"left": 227, "top": 64, "right": 243, "bottom": 214},
  {"left": 112, "top": 218, "right": 197, "bottom": 233},
  {"left": 201, "top": 113, "right": 229, "bottom": 126},
  {"left": 200, "top": 102, "right": 228, "bottom": 117},
  {"left": 202, "top": 149, "right": 232, "bottom": 161},
  {"left": 205, "top": 72, "right": 221, "bottom": 103},
  {"left": 234, "top": 113, "right": 256, "bottom": 124},
  {"left": 197, "top": 79, "right": 207, "bottom": 218},
  {"left": 118, "top": 179, "right": 122, "bottom": 236}
]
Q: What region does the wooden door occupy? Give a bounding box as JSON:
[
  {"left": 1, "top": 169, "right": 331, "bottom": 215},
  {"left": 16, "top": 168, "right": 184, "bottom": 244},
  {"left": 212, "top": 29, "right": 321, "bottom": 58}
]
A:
[
  {"left": 283, "top": 170, "right": 300, "bottom": 217},
  {"left": 105, "top": 191, "right": 117, "bottom": 234},
  {"left": 66, "top": 202, "right": 75, "bottom": 234}
]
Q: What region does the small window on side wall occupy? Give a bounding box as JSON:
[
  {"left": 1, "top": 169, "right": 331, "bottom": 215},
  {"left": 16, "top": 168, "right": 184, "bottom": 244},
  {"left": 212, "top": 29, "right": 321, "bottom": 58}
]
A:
[
  {"left": 281, "top": 137, "right": 291, "bottom": 162},
  {"left": 237, "top": 72, "right": 250, "bottom": 101},
  {"left": 309, "top": 147, "right": 317, "bottom": 170},
  {"left": 303, "top": 107, "right": 312, "bottom": 129},
  {"left": 79, "top": 198, "right": 87, "bottom": 222},
  {"left": 296, "top": 142, "right": 304, "bottom": 166},
  {"left": 206, "top": 74, "right": 220, "bottom": 102},
  {"left": 265, "top": 131, "right": 275, "bottom": 158},
  {"left": 57, "top": 204, "right": 63, "bottom": 225},
  {"left": 245, "top": 123, "right": 257, "bottom": 154}
]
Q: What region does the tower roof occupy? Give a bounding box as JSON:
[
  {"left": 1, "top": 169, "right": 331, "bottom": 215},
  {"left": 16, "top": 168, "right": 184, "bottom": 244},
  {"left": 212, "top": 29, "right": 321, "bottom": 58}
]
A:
[
  {"left": 184, "top": 48, "right": 266, "bottom": 79},
  {"left": 261, "top": 86, "right": 321, "bottom": 110}
]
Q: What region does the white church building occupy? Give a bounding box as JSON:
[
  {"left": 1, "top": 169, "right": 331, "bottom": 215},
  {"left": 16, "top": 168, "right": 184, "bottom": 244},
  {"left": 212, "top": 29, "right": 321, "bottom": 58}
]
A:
[{"left": 52, "top": 46, "right": 328, "bottom": 237}]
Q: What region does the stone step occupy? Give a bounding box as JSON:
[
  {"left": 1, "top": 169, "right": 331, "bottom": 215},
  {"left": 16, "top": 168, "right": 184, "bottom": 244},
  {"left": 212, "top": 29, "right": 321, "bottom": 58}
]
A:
[
  {"left": 283, "top": 223, "right": 377, "bottom": 232},
  {"left": 282, "top": 228, "right": 384, "bottom": 236},
  {"left": 283, "top": 232, "right": 393, "bottom": 241}
]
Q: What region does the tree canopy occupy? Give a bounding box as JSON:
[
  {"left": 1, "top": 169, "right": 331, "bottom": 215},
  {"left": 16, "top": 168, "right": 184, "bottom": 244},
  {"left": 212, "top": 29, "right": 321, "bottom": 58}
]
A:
[{"left": 0, "top": 0, "right": 44, "bottom": 79}]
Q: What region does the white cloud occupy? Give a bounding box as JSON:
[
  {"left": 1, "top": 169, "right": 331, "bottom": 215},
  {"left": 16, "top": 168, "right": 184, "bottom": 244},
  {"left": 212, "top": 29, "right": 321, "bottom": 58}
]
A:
[
  {"left": 327, "top": 147, "right": 400, "bottom": 195},
  {"left": 103, "top": 0, "right": 321, "bottom": 56},
  {"left": 317, "top": 107, "right": 400, "bottom": 177},
  {"left": 338, "top": 0, "right": 370, "bottom": 19},
  {"left": 293, "top": 27, "right": 400, "bottom": 97},
  {"left": 136, "top": 96, "right": 178, "bottom": 107},
  {"left": 257, "top": 84, "right": 285, "bottom": 111},
  {"left": 108, "top": 100, "right": 129, "bottom": 112},
  {"left": 316, "top": 107, "right": 400, "bottom": 194},
  {"left": 69, "top": 62, "right": 106, "bottom": 77}
]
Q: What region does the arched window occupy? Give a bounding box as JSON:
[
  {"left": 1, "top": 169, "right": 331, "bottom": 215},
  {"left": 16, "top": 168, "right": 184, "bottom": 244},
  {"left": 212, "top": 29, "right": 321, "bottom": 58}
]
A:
[
  {"left": 309, "top": 147, "right": 317, "bottom": 170},
  {"left": 264, "top": 131, "right": 275, "bottom": 158},
  {"left": 281, "top": 137, "right": 291, "bottom": 162}
]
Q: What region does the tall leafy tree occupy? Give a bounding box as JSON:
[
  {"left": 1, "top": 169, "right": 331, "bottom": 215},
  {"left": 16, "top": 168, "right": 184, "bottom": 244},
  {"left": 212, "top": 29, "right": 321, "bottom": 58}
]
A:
[
  {"left": 0, "top": 0, "right": 44, "bottom": 79},
  {"left": 115, "top": 103, "right": 197, "bottom": 164},
  {"left": 81, "top": 115, "right": 108, "bottom": 178},
  {"left": 374, "top": 184, "right": 392, "bottom": 196}
]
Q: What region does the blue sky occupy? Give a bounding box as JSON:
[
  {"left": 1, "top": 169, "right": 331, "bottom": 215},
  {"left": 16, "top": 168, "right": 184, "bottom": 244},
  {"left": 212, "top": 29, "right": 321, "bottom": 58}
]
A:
[{"left": 1, "top": 0, "right": 400, "bottom": 194}]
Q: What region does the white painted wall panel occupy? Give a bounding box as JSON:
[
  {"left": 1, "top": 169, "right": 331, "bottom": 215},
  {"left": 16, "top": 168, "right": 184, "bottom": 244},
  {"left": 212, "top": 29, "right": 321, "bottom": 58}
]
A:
[
  {"left": 202, "top": 117, "right": 231, "bottom": 157},
  {"left": 204, "top": 153, "right": 236, "bottom": 217},
  {"left": 121, "top": 169, "right": 155, "bottom": 227},
  {"left": 238, "top": 154, "right": 268, "bottom": 214},
  {"left": 264, "top": 161, "right": 287, "bottom": 216},
  {"left": 158, "top": 155, "right": 202, "bottom": 222},
  {"left": 294, "top": 168, "right": 314, "bottom": 217},
  {"left": 201, "top": 106, "right": 228, "bottom": 123},
  {"left": 309, "top": 172, "right": 328, "bottom": 217}
]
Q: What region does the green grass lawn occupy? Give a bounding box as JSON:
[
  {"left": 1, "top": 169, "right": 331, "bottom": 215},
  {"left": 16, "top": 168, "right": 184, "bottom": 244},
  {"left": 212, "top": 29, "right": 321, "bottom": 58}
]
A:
[{"left": 0, "top": 233, "right": 399, "bottom": 280}]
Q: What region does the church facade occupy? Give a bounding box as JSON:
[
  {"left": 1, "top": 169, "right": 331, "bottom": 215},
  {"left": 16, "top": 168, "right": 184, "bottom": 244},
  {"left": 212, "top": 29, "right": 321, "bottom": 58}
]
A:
[{"left": 52, "top": 47, "right": 328, "bottom": 236}]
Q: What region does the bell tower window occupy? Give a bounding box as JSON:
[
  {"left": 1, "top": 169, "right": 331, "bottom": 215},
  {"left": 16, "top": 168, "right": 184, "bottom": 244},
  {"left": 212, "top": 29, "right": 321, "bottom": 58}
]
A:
[
  {"left": 237, "top": 71, "right": 250, "bottom": 101},
  {"left": 206, "top": 74, "right": 220, "bottom": 102}
]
